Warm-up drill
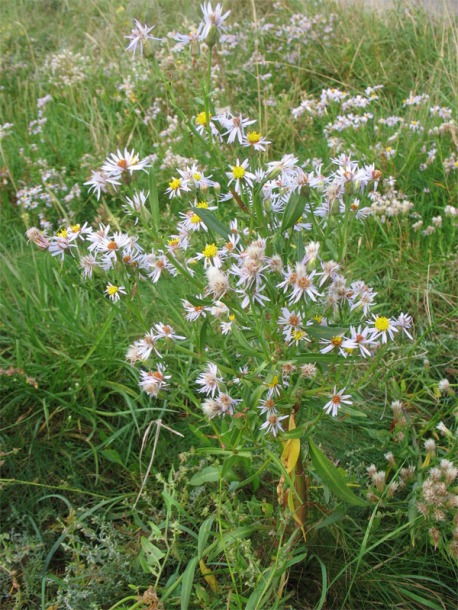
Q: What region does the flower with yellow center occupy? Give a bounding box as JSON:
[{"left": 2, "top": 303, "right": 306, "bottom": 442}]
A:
[
  {"left": 168, "top": 237, "right": 180, "bottom": 248},
  {"left": 247, "top": 131, "right": 262, "bottom": 144},
  {"left": 190, "top": 214, "right": 201, "bottom": 224},
  {"left": 232, "top": 165, "right": 246, "bottom": 180},
  {"left": 370, "top": 315, "right": 398, "bottom": 343},
  {"left": 56, "top": 229, "right": 68, "bottom": 239},
  {"left": 169, "top": 177, "right": 181, "bottom": 191},
  {"left": 196, "top": 111, "right": 210, "bottom": 126},
  {"left": 71, "top": 224, "right": 81, "bottom": 233},
  {"left": 193, "top": 172, "right": 202, "bottom": 181},
  {"left": 196, "top": 201, "right": 209, "bottom": 208},
  {"left": 374, "top": 316, "right": 389, "bottom": 331},
  {"left": 106, "top": 285, "right": 119, "bottom": 296},
  {"left": 105, "top": 283, "right": 126, "bottom": 302},
  {"left": 202, "top": 243, "right": 218, "bottom": 259}
]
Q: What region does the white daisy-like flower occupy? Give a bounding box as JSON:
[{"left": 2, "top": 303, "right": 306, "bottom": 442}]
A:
[
  {"left": 105, "top": 283, "right": 127, "bottom": 302},
  {"left": 226, "top": 158, "right": 256, "bottom": 194},
  {"left": 200, "top": 2, "right": 231, "bottom": 42},
  {"left": 173, "top": 24, "right": 204, "bottom": 47},
  {"left": 260, "top": 413, "right": 288, "bottom": 437},
  {"left": 277, "top": 264, "right": 321, "bottom": 304},
  {"left": 84, "top": 170, "right": 120, "bottom": 199},
  {"left": 153, "top": 323, "right": 186, "bottom": 341},
  {"left": 48, "top": 231, "right": 76, "bottom": 260},
  {"left": 349, "top": 325, "right": 375, "bottom": 358},
  {"left": 196, "top": 363, "right": 223, "bottom": 397},
  {"left": 319, "top": 335, "right": 357, "bottom": 357},
  {"left": 393, "top": 313, "right": 413, "bottom": 340},
  {"left": 257, "top": 398, "right": 279, "bottom": 416},
  {"left": 123, "top": 190, "right": 149, "bottom": 221},
  {"left": 323, "top": 387, "right": 352, "bottom": 417},
  {"left": 79, "top": 254, "right": 98, "bottom": 279},
  {"left": 368, "top": 315, "right": 398, "bottom": 343},
  {"left": 182, "top": 299, "right": 207, "bottom": 322},
  {"left": 242, "top": 130, "right": 270, "bottom": 151},
  {"left": 138, "top": 365, "right": 171, "bottom": 397},
  {"left": 165, "top": 176, "right": 190, "bottom": 199},
  {"left": 101, "top": 148, "right": 150, "bottom": 177},
  {"left": 136, "top": 329, "right": 162, "bottom": 360},
  {"left": 215, "top": 392, "right": 240, "bottom": 416},
  {"left": 217, "top": 113, "right": 256, "bottom": 144},
  {"left": 125, "top": 19, "right": 162, "bottom": 55}
]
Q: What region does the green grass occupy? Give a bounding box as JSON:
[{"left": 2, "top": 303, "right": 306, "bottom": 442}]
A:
[{"left": 1, "top": 1, "right": 457, "bottom": 609}]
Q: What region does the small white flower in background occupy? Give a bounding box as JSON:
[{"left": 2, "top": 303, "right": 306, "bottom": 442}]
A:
[
  {"left": 125, "top": 19, "right": 162, "bottom": 55},
  {"left": 260, "top": 413, "right": 288, "bottom": 437},
  {"left": 136, "top": 329, "right": 162, "bottom": 360},
  {"left": 242, "top": 130, "right": 270, "bottom": 151},
  {"left": 257, "top": 398, "right": 279, "bottom": 416},
  {"left": 394, "top": 313, "right": 413, "bottom": 339},
  {"left": 182, "top": 298, "right": 207, "bottom": 322},
  {"left": 84, "top": 170, "right": 121, "bottom": 199},
  {"left": 206, "top": 266, "right": 229, "bottom": 298},
  {"left": 201, "top": 398, "right": 221, "bottom": 419},
  {"left": 215, "top": 392, "right": 240, "bottom": 416},
  {"left": 196, "top": 363, "right": 224, "bottom": 397},
  {"left": 26, "top": 227, "right": 50, "bottom": 250},
  {"left": 105, "top": 283, "right": 126, "bottom": 302},
  {"left": 123, "top": 190, "right": 149, "bottom": 221},
  {"left": 165, "top": 176, "right": 190, "bottom": 199},
  {"left": 153, "top": 323, "right": 186, "bottom": 341},
  {"left": 138, "top": 365, "right": 171, "bottom": 397},
  {"left": 79, "top": 254, "right": 98, "bottom": 279},
  {"left": 438, "top": 379, "right": 453, "bottom": 396},
  {"left": 101, "top": 148, "right": 150, "bottom": 177},
  {"left": 217, "top": 113, "right": 256, "bottom": 144},
  {"left": 200, "top": 2, "right": 231, "bottom": 42},
  {"left": 349, "top": 325, "right": 375, "bottom": 358},
  {"left": 48, "top": 229, "right": 77, "bottom": 260},
  {"left": 323, "top": 387, "right": 352, "bottom": 417},
  {"left": 173, "top": 24, "right": 204, "bottom": 47}
]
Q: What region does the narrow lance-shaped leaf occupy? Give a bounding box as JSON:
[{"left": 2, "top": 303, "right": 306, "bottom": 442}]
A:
[
  {"left": 191, "top": 207, "right": 231, "bottom": 239},
  {"left": 309, "top": 438, "right": 366, "bottom": 507}
]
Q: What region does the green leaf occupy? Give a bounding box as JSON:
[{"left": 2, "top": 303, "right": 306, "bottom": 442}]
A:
[
  {"left": 141, "top": 537, "right": 165, "bottom": 567},
  {"left": 149, "top": 168, "right": 160, "bottom": 232},
  {"left": 308, "top": 439, "right": 366, "bottom": 507},
  {"left": 198, "top": 318, "right": 209, "bottom": 353},
  {"left": 281, "top": 193, "right": 306, "bottom": 232},
  {"left": 191, "top": 207, "right": 231, "bottom": 239},
  {"left": 306, "top": 325, "right": 348, "bottom": 340},
  {"left": 197, "top": 516, "right": 215, "bottom": 558},
  {"left": 189, "top": 466, "right": 221, "bottom": 486},
  {"left": 101, "top": 449, "right": 125, "bottom": 466},
  {"left": 397, "top": 587, "right": 444, "bottom": 610},
  {"left": 181, "top": 557, "right": 199, "bottom": 610}
]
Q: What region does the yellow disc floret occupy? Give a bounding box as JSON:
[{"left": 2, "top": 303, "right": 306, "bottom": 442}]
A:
[
  {"left": 232, "top": 165, "right": 246, "bottom": 179},
  {"left": 331, "top": 335, "right": 343, "bottom": 347},
  {"left": 374, "top": 316, "right": 390, "bottom": 331},
  {"left": 169, "top": 177, "right": 181, "bottom": 191},
  {"left": 196, "top": 201, "right": 209, "bottom": 208},
  {"left": 247, "top": 131, "right": 262, "bottom": 144},
  {"left": 196, "top": 111, "right": 210, "bottom": 126},
  {"left": 203, "top": 243, "right": 218, "bottom": 258},
  {"left": 106, "top": 285, "right": 119, "bottom": 296},
  {"left": 56, "top": 229, "right": 68, "bottom": 238}
]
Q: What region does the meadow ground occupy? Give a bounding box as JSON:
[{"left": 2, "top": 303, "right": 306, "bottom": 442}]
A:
[{"left": 0, "top": 1, "right": 457, "bottom": 609}]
